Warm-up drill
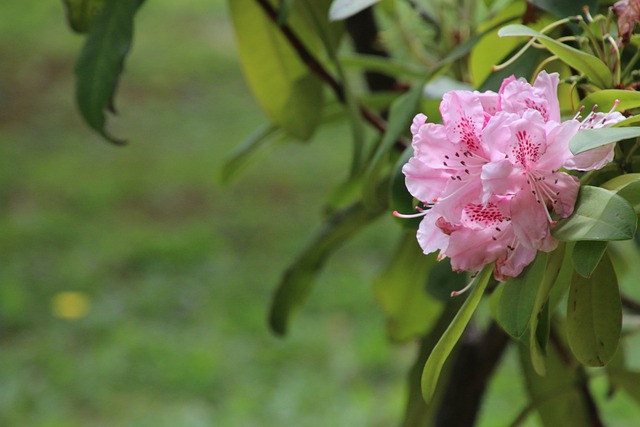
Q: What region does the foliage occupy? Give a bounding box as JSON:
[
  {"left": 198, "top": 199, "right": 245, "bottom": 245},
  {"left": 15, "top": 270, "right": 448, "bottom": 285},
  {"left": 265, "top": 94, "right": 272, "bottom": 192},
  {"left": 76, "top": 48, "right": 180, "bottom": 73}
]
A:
[{"left": 31, "top": 0, "right": 640, "bottom": 425}]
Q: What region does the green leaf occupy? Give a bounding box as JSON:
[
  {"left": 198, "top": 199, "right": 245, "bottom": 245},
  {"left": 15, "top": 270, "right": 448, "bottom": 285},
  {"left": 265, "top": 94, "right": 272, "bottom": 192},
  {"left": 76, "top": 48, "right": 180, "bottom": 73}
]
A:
[
  {"left": 421, "top": 264, "right": 492, "bottom": 403},
  {"left": 528, "top": 0, "right": 597, "bottom": 18},
  {"left": 569, "top": 127, "right": 640, "bottom": 155},
  {"left": 220, "top": 124, "right": 282, "bottom": 185},
  {"left": 580, "top": 90, "right": 640, "bottom": 114},
  {"left": 374, "top": 232, "right": 443, "bottom": 342},
  {"left": 229, "top": 0, "right": 324, "bottom": 140},
  {"left": 566, "top": 253, "right": 622, "bottom": 366},
  {"left": 74, "top": 0, "right": 145, "bottom": 144},
  {"left": 328, "top": 0, "right": 381, "bottom": 21},
  {"left": 496, "top": 253, "right": 547, "bottom": 338},
  {"left": 572, "top": 240, "right": 607, "bottom": 278},
  {"left": 601, "top": 173, "right": 640, "bottom": 213},
  {"left": 498, "top": 24, "right": 612, "bottom": 88},
  {"left": 551, "top": 186, "right": 637, "bottom": 241},
  {"left": 529, "top": 243, "right": 567, "bottom": 375},
  {"left": 269, "top": 203, "right": 383, "bottom": 335},
  {"left": 62, "top": 0, "right": 106, "bottom": 33}
]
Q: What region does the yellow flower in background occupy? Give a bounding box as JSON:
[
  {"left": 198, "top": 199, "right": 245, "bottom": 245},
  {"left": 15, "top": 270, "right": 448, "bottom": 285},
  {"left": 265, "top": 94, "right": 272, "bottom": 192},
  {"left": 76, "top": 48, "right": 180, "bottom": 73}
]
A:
[{"left": 51, "top": 291, "right": 91, "bottom": 320}]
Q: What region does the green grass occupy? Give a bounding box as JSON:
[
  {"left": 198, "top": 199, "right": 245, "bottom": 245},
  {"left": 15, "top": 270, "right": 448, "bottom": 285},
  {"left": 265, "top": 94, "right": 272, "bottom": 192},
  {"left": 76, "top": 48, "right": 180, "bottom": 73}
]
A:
[
  {"left": 2, "top": 2, "right": 640, "bottom": 426},
  {"left": 0, "top": 2, "right": 409, "bottom": 426}
]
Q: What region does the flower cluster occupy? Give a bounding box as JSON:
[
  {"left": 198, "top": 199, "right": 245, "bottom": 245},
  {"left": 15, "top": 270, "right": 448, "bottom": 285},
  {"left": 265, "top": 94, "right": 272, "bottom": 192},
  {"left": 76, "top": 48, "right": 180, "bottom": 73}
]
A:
[{"left": 397, "top": 71, "right": 624, "bottom": 282}]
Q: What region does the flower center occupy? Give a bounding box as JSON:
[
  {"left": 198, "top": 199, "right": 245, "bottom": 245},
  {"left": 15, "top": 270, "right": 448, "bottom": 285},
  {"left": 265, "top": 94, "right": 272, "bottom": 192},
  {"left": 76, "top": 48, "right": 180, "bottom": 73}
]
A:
[{"left": 513, "top": 129, "right": 541, "bottom": 169}]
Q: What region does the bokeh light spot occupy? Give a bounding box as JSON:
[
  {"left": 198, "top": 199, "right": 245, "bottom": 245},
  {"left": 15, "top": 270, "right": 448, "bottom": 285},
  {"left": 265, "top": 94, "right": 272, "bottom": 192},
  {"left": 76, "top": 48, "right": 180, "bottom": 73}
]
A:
[{"left": 51, "top": 291, "right": 91, "bottom": 320}]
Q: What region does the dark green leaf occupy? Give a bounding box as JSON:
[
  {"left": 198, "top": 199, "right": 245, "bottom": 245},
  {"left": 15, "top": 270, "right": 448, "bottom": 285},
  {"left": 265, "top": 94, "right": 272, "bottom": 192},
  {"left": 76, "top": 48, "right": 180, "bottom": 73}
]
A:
[
  {"left": 421, "top": 264, "right": 492, "bottom": 403},
  {"left": 572, "top": 240, "right": 607, "bottom": 278},
  {"left": 569, "top": 127, "right": 640, "bottom": 155},
  {"left": 75, "top": 0, "right": 145, "bottom": 144},
  {"left": 229, "top": 0, "right": 324, "bottom": 140},
  {"left": 529, "top": 244, "right": 567, "bottom": 375},
  {"left": 374, "top": 232, "right": 442, "bottom": 342},
  {"left": 528, "top": 0, "right": 597, "bottom": 18},
  {"left": 566, "top": 253, "right": 622, "bottom": 366},
  {"left": 328, "top": 0, "right": 381, "bottom": 21},
  {"left": 552, "top": 186, "right": 637, "bottom": 241},
  {"left": 498, "top": 24, "right": 612, "bottom": 88},
  {"left": 496, "top": 253, "right": 547, "bottom": 338},
  {"left": 269, "top": 203, "right": 383, "bottom": 335},
  {"left": 62, "top": 0, "right": 106, "bottom": 33}
]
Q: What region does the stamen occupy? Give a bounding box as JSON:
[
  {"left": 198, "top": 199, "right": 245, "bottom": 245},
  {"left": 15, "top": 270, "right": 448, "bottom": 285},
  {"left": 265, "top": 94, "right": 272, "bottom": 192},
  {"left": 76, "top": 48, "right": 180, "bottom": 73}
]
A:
[
  {"left": 392, "top": 210, "right": 428, "bottom": 219},
  {"left": 451, "top": 273, "right": 478, "bottom": 297},
  {"left": 606, "top": 99, "right": 620, "bottom": 116},
  {"left": 572, "top": 105, "right": 585, "bottom": 120},
  {"left": 527, "top": 171, "right": 558, "bottom": 226}
]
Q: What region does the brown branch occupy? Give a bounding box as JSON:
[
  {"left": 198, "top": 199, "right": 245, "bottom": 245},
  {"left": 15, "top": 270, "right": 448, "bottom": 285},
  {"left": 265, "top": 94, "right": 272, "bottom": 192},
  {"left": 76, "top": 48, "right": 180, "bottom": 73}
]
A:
[
  {"left": 621, "top": 293, "right": 640, "bottom": 313},
  {"left": 252, "top": 0, "right": 408, "bottom": 147},
  {"left": 434, "top": 321, "right": 510, "bottom": 427}
]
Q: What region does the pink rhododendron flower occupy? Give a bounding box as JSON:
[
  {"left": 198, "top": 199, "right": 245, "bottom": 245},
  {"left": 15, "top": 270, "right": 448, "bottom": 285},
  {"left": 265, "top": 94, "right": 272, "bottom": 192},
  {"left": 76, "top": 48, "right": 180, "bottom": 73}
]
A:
[{"left": 396, "top": 71, "right": 624, "bottom": 284}]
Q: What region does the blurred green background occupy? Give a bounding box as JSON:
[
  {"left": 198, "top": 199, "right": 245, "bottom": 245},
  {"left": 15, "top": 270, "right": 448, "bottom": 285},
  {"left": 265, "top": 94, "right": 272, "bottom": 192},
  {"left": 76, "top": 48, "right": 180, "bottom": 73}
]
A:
[{"left": 1, "top": 1, "right": 639, "bottom": 426}]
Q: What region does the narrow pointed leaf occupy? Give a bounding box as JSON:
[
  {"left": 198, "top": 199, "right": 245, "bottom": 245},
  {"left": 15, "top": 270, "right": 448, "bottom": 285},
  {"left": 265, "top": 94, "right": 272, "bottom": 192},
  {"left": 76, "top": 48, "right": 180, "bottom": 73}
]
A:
[
  {"left": 75, "top": 0, "right": 145, "bottom": 144},
  {"left": 328, "top": 0, "right": 381, "bottom": 21},
  {"left": 421, "top": 264, "right": 492, "bottom": 403},
  {"left": 566, "top": 254, "right": 622, "bottom": 366},
  {"left": 496, "top": 253, "right": 547, "bottom": 338},
  {"left": 551, "top": 186, "right": 637, "bottom": 241},
  {"left": 220, "top": 124, "right": 282, "bottom": 185},
  {"left": 529, "top": 244, "right": 566, "bottom": 375},
  {"left": 572, "top": 240, "right": 607, "bottom": 278},
  {"left": 498, "top": 24, "right": 612, "bottom": 88},
  {"left": 269, "top": 203, "right": 382, "bottom": 335},
  {"left": 569, "top": 127, "right": 640, "bottom": 155}
]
